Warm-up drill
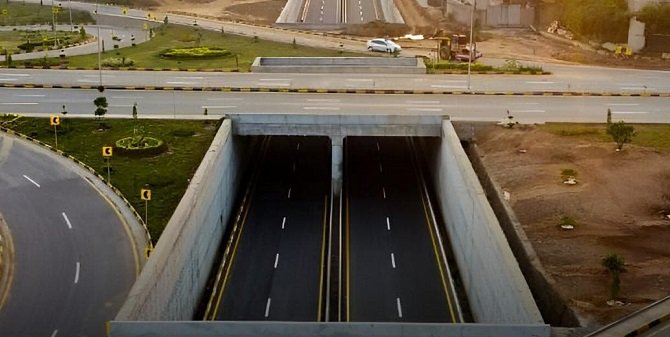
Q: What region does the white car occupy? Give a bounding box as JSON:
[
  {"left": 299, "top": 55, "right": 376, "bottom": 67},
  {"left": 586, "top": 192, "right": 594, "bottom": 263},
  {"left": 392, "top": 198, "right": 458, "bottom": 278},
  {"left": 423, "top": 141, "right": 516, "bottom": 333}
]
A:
[{"left": 366, "top": 38, "right": 402, "bottom": 53}]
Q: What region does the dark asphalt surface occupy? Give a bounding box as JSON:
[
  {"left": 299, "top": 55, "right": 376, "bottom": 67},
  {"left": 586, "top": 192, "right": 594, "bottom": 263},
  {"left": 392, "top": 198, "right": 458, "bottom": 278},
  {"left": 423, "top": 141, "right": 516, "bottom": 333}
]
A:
[
  {"left": 0, "top": 135, "right": 136, "bottom": 337},
  {"left": 218, "top": 136, "right": 330, "bottom": 321},
  {"left": 346, "top": 136, "right": 453, "bottom": 323}
]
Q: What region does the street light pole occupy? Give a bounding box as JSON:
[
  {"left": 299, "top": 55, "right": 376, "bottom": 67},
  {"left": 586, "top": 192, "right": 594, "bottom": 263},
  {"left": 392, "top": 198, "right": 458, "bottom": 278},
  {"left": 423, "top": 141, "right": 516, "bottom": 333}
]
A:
[
  {"left": 68, "top": 0, "right": 73, "bottom": 31},
  {"left": 467, "top": 0, "right": 475, "bottom": 91},
  {"left": 95, "top": 0, "right": 102, "bottom": 89}
]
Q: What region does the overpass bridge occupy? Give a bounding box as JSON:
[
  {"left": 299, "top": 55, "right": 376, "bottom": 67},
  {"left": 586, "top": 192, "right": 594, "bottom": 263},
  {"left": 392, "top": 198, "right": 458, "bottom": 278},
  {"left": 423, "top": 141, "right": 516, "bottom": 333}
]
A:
[{"left": 110, "top": 114, "right": 548, "bottom": 337}]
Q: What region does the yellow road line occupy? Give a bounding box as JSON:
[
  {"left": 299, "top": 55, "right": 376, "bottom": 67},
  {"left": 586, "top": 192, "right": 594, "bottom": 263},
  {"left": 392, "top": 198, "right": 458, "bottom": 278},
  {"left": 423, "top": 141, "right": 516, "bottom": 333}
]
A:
[
  {"left": 210, "top": 137, "right": 270, "bottom": 319},
  {"left": 420, "top": 182, "right": 457, "bottom": 323},
  {"left": 317, "top": 195, "right": 328, "bottom": 321},
  {"left": 345, "top": 193, "right": 351, "bottom": 322}
]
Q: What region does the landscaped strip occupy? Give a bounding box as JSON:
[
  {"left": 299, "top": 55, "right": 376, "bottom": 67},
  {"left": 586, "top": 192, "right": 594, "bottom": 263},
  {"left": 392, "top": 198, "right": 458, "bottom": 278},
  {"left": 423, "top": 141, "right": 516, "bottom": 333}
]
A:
[{"left": 0, "top": 116, "right": 218, "bottom": 240}]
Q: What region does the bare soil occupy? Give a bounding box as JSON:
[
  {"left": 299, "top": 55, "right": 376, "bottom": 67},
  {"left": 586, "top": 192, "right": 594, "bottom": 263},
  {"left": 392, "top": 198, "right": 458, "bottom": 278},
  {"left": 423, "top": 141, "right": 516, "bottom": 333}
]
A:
[{"left": 475, "top": 125, "right": 670, "bottom": 326}]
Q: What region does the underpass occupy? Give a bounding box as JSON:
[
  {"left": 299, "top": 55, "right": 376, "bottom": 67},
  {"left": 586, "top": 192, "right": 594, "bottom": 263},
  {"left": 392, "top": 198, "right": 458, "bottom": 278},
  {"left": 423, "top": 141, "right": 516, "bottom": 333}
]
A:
[
  {"left": 210, "top": 136, "right": 330, "bottom": 321},
  {"left": 111, "top": 115, "right": 547, "bottom": 337},
  {"left": 345, "top": 136, "right": 459, "bottom": 323}
]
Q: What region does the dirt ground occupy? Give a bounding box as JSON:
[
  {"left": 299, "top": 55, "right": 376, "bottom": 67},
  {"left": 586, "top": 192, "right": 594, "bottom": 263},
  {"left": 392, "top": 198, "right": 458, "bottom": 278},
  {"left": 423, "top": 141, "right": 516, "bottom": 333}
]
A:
[{"left": 475, "top": 125, "right": 670, "bottom": 326}]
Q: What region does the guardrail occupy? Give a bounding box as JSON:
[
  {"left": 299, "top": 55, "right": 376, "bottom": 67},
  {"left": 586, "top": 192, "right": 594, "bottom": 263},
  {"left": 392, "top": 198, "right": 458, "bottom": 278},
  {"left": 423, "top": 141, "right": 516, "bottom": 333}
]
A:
[
  {"left": 0, "top": 122, "right": 153, "bottom": 257},
  {"left": 585, "top": 295, "right": 670, "bottom": 337}
]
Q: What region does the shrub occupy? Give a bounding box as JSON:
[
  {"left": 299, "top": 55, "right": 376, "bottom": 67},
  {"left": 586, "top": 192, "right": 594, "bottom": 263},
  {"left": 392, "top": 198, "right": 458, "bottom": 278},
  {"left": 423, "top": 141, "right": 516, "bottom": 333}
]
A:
[
  {"left": 101, "top": 57, "right": 135, "bottom": 67},
  {"left": 561, "top": 168, "right": 578, "bottom": 180},
  {"left": 558, "top": 215, "right": 577, "bottom": 229},
  {"left": 607, "top": 121, "right": 635, "bottom": 150},
  {"left": 115, "top": 136, "right": 167, "bottom": 157},
  {"left": 159, "top": 47, "right": 231, "bottom": 59}
]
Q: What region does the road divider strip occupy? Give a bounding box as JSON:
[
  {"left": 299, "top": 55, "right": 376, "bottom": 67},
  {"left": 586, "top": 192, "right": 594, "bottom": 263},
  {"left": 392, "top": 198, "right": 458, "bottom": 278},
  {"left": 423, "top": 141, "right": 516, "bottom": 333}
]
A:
[
  {"left": 0, "top": 82, "right": 667, "bottom": 97},
  {"left": 0, "top": 125, "right": 153, "bottom": 258}
]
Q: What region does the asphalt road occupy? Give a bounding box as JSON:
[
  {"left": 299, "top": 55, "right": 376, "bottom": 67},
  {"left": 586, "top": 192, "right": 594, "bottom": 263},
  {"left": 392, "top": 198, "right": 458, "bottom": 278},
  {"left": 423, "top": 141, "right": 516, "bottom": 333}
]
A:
[
  {"left": 1, "top": 88, "right": 668, "bottom": 124},
  {"left": 0, "top": 134, "right": 137, "bottom": 337},
  {"left": 217, "top": 136, "right": 330, "bottom": 321},
  {"left": 346, "top": 136, "right": 456, "bottom": 322},
  {"left": 1, "top": 68, "right": 668, "bottom": 94}
]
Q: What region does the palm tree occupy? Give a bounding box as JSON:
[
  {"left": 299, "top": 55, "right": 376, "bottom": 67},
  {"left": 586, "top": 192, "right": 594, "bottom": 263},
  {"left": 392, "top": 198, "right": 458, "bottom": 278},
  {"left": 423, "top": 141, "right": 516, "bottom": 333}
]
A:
[{"left": 601, "top": 253, "right": 625, "bottom": 300}]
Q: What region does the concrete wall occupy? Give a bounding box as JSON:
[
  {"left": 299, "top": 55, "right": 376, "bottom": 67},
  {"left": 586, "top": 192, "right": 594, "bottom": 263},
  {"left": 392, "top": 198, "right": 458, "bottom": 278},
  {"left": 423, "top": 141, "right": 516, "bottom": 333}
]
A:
[
  {"left": 429, "top": 120, "right": 544, "bottom": 324},
  {"left": 251, "top": 57, "right": 426, "bottom": 74},
  {"left": 109, "top": 321, "right": 550, "bottom": 337},
  {"left": 115, "top": 120, "right": 244, "bottom": 320},
  {"left": 228, "top": 114, "right": 442, "bottom": 137},
  {"left": 628, "top": 17, "right": 646, "bottom": 52}
]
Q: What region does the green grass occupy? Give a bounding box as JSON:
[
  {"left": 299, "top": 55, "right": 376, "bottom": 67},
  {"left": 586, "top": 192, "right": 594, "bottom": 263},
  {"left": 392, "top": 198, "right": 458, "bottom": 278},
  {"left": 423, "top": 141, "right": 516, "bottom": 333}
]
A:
[
  {"left": 0, "top": 3, "right": 94, "bottom": 26},
  {"left": 1, "top": 116, "right": 217, "bottom": 240},
  {"left": 539, "top": 123, "right": 670, "bottom": 150},
  {"left": 0, "top": 30, "right": 88, "bottom": 54},
  {"left": 64, "top": 24, "right": 368, "bottom": 70}
]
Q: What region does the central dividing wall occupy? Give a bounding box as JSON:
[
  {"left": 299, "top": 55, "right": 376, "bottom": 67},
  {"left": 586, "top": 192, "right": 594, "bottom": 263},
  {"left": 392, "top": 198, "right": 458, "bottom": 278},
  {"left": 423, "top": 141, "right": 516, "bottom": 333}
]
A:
[{"left": 429, "top": 120, "right": 544, "bottom": 324}]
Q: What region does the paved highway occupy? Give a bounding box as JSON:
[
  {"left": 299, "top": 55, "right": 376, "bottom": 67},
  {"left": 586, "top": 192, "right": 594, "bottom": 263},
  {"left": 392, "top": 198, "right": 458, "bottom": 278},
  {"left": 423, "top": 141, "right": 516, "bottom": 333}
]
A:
[
  {"left": 1, "top": 88, "right": 667, "bottom": 123},
  {"left": 1, "top": 69, "right": 668, "bottom": 94},
  {"left": 215, "top": 136, "right": 330, "bottom": 321},
  {"left": 345, "top": 137, "right": 458, "bottom": 322},
  {"left": 0, "top": 134, "right": 137, "bottom": 337}
]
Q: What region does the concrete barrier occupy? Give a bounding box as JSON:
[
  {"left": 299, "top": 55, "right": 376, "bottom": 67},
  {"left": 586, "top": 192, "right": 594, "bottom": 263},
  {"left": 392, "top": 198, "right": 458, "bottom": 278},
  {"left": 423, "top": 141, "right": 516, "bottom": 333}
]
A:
[
  {"left": 428, "top": 120, "right": 544, "bottom": 324},
  {"left": 251, "top": 57, "right": 426, "bottom": 74},
  {"left": 109, "top": 321, "right": 550, "bottom": 337},
  {"left": 115, "top": 119, "right": 244, "bottom": 320}
]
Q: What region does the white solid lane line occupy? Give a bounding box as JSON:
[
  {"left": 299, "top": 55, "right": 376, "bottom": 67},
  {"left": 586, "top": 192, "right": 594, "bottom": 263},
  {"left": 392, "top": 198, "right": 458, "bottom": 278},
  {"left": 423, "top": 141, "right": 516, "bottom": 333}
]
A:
[
  {"left": 0, "top": 102, "right": 39, "bottom": 105},
  {"left": 14, "top": 94, "right": 45, "bottom": 97},
  {"left": 379, "top": 162, "right": 383, "bottom": 173},
  {"left": 431, "top": 84, "right": 467, "bottom": 89},
  {"left": 274, "top": 253, "right": 279, "bottom": 269},
  {"left": 281, "top": 216, "right": 286, "bottom": 229},
  {"left": 23, "top": 174, "right": 40, "bottom": 187},
  {"left": 201, "top": 105, "right": 237, "bottom": 109},
  {"left": 0, "top": 73, "right": 30, "bottom": 76},
  {"left": 259, "top": 78, "right": 292, "bottom": 81},
  {"left": 112, "top": 96, "right": 144, "bottom": 99},
  {"left": 307, "top": 99, "right": 341, "bottom": 103},
  {"left": 408, "top": 108, "right": 443, "bottom": 112},
  {"left": 207, "top": 98, "right": 243, "bottom": 101},
  {"left": 526, "top": 81, "right": 555, "bottom": 84},
  {"left": 287, "top": 187, "right": 292, "bottom": 199},
  {"left": 391, "top": 253, "right": 396, "bottom": 269},
  {"left": 406, "top": 100, "right": 441, "bottom": 104},
  {"left": 607, "top": 103, "right": 640, "bottom": 106},
  {"left": 611, "top": 111, "right": 649, "bottom": 114},
  {"left": 514, "top": 110, "right": 546, "bottom": 113},
  {"left": 386, "top": 217, "right": 390, "bottom": 231},
  {"left": 382, "top": 187, "right": 386, "bottom": 199},
  {"left": 303, "top": 106, "right": 341, "bottom": 110},
  {"left": 264, "top": 298, "right": 272, "bottom": 318},
  {"left": 62, "top": 212, "right": 73, "bottom": 230},
  {"left": 74, "top": 262, "right": 80, "bottom": 284},
  {"left": 176, "top": 76, "right": 204, "bottom": 80},
  {"left": 166, "top": 81, "right": 196, "bottom": 85},
  {"left": 50, "top": 329, "right": 58, "bottom": 337},
  {"left": 0, "top": 78, "right": 17, "bottom": 81},
  {"left": 396, "top": 298, "right": 403, "bottom": 318}
]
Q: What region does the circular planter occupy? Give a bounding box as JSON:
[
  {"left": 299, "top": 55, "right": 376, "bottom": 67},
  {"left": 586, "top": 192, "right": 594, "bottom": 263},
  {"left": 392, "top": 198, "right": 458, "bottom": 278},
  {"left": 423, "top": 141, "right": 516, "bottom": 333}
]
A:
[{"left": 115, "top": 136, "right": 167, "bottom": 157}]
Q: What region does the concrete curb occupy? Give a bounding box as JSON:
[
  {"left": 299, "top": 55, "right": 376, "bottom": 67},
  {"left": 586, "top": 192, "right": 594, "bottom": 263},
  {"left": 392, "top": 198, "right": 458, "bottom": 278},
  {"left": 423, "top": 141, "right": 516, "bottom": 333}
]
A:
[
  {"left": 0, "top": 82, "right": 667, "bottom": 97},
  {"left": 0, "top": 124, "right": 153, "bottom": 256},
  {"left": 585, "top": 295, "right": 670, "bottom": 337},
  {"left": 0, "top": 213, "right": 14, "bottom": 312}
]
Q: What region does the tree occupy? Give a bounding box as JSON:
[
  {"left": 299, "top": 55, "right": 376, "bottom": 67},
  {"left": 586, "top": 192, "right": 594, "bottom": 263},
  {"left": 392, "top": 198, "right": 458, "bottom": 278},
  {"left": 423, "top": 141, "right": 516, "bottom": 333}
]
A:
[
  {"left": 607, "top": 121, "right": 635, "bottom": 150},
  {"left": 93, "top": 96, "right": 108, "bottom": 119},
  {"left": 561, "top": 0, "right": 630, "bottom": 42},
  {"left": 132, "top": 102, "right": 138, "bottom": 135},
  {"left": 606, "top": 108, "right": 612, "bottom": 125},
  {"left": 601, "top": 253, "right": 625, "bottom": 300},
  {"left": 637, "top": 3, "right": 670, "bottom": 34}
]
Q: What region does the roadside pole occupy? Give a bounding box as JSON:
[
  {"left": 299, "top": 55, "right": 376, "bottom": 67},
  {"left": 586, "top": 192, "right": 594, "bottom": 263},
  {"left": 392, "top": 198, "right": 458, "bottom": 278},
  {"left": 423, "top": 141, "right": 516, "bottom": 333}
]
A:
[{"left": 50, "top": 115, "right": 60, "bottom": 149}]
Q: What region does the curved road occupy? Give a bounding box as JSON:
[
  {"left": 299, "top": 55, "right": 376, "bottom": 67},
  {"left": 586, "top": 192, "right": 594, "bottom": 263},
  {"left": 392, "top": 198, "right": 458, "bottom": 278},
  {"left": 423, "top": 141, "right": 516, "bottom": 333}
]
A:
[{"left": 0, "top": 134, "right": 138, "bottom": 337}]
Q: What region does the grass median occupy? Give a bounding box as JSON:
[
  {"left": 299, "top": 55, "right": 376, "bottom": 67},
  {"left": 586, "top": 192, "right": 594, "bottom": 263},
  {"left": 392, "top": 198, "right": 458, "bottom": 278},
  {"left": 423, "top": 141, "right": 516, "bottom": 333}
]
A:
[
  {"left": 0, "top": 3, "right": 94, "bottom": 26},
  {"left": 539, "top": 123, "right": 670, "bottom": 150},
  {"left": 0, "top": 115, "right": 218, "bottom": 241},
  {"left": 64, "top": 24, "right": 367, "bottom": 70}
]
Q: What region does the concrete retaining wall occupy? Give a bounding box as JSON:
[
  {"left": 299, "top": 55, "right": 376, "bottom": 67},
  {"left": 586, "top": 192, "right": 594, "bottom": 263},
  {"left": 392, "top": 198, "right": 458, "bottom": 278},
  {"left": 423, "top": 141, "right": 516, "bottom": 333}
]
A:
[
  {"left": 251, "top": 57, "right": 426, "bottom": 74},
  {"left": 115, "top": 120, "right": 244, "bottom": 320},
  {"left": 429, "top": 120, "right": 543, "bottom": 324},
  {"left": 109, "top": 321, "right": 550, "bottom": 337}
]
